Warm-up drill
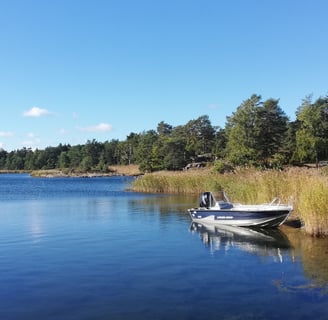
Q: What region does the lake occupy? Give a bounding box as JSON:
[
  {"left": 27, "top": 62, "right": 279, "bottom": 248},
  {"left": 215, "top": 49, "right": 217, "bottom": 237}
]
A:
[{"left": 0, "top": 174, "right": 327, "bottom": 320}]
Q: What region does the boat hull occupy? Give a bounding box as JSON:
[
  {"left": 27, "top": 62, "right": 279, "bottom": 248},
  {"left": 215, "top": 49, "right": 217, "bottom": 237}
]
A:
[{"left": 188, "top": 208, "right": 291, "bottom": 228}]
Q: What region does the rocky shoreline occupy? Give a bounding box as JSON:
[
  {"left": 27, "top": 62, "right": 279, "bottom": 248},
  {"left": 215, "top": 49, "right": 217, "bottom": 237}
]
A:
[
  {"left": 1, "top": 165, "right": 142, "bottom": 178},
  {"left": 30, "top": 168, "right": 142, "bottom": 178},
  {"left": 30, "top": 171, "right": 124, "bottom": 178}
]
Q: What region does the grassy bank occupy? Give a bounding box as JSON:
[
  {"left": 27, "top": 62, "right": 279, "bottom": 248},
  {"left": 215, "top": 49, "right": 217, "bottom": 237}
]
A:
[{"left": 131, "top": 167, "right": 328, "bottom": 237}]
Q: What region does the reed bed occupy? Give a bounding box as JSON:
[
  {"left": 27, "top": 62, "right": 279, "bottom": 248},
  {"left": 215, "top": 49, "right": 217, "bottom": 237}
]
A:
[
  {"left": 107, "top": 164, "right": 141, "bottom": 176},
  {"left": 131, "top": 167, "right": 328, "bottom": 237}
]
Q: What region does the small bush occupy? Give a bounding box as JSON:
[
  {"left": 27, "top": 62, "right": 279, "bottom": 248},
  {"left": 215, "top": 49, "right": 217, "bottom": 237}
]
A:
[{"left": 213, "top": 160, "right": 233, "bottom": 174}]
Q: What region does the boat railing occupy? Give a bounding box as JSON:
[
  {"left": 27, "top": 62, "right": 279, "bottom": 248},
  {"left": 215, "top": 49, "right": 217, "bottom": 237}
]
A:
[
  {"left": 269, "top": 197, "right": 281, "bottom": 206},
  {"left": 288, "top": 196, "right": 294, "bottom": 207}
]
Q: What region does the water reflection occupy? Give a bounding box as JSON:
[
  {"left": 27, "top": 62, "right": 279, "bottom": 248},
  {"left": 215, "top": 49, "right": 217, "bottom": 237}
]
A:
[
  {"left": 128, "top": 194, "right": 195, "bottom": 217},
  {"left": 281, "top": 226, "right": 328, "bottom": 288},
  {"left": 190, "top": 222, "right": 292, "bottom": 262}
]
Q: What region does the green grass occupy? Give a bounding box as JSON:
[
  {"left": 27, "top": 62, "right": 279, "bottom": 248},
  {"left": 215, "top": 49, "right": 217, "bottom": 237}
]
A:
[{"left": 131, "top": 167, "right": 328, "bottom": 237}]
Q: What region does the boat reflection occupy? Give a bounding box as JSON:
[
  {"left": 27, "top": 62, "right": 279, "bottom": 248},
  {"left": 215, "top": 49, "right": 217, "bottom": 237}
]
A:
[{"left": 190, "top": 222, "right": 292, "bottom": 262}]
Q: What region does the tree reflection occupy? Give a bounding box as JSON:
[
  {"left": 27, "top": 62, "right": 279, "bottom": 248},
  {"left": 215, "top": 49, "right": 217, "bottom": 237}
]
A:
[{"left": 283, "top": 226, "right": 328, "bottom": 288}]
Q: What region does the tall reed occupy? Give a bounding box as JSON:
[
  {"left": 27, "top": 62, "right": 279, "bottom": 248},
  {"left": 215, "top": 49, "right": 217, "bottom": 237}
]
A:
[
  {"left": 296, "top": 178, "right": 328, "bottom": 237},
  {"left": 131, "top": 167, "right": 328, "bottom": 237}
]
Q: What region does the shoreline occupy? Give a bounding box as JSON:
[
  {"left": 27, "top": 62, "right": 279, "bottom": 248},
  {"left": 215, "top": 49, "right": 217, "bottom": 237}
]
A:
[{"left": 0, "top": 165, "right": 143, "bottom": 178}]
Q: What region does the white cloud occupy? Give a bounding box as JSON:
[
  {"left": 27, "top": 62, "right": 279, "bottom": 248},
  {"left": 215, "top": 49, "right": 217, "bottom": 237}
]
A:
[
  {"left": 22, "top": 139, "right": 41, "bottom": 149},
  {"left": 78, "top": 123, "right": 112, "bottom": 132},
  {"left": 23, "top": 106, "right": 52, "bottom": 117},
  {"left": 59, "top": 128, "right": 69, "bottom": 135},
  {"left": 0, "top": 131, "right": 14, "bottom": 137},
  {"left": 21, "top": 132, "right": 41, "bottom": 149}
]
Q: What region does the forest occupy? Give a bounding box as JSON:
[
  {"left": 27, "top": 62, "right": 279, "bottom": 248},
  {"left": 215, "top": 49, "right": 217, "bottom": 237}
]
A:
[{"left": 1, "top": 94, "right": 328, "bottom": 173}]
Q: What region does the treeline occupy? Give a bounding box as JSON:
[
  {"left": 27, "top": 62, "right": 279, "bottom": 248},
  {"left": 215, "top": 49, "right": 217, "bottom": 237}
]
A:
[{"left": 1, "top": 94, "right": 327, "bottom": 173}]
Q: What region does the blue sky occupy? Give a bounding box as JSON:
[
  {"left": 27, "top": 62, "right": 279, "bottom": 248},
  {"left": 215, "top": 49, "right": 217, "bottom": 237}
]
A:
[{"left": 0, "top": 0, "right": 327, "bottom": 151}]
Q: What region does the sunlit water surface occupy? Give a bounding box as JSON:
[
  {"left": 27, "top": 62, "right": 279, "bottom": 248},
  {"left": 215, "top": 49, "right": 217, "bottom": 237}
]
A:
[{"left": 0, "top": 174, "right": 327, "bottom": 320}]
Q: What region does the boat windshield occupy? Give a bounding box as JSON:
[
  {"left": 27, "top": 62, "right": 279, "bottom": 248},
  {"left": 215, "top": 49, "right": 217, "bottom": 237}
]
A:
[{"left": 212, "top": 191, "right": 230, "bottom": 203}]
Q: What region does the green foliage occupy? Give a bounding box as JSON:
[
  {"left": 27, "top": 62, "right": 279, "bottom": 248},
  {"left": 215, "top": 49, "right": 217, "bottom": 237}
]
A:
[
  {"left": 293, "top": 95, "right": 328, "bottom": 164},
  {"left": 135, "top": 130, "right": 158, "bottom": 172},
  {"left": 213, "top": 160, "right": 233, "bottom": 174},
  {"left": 269, "top": 153, "right": 286, "bottom": 170},
  {"left": 225, "top": 94, "right": 289, "bottom": 166},
  {"left": 225, "top": 94, "right": 261, "bottom": 165},
  {"left": 185, "top": 115, "right": 215, "bottom": 156},
  {"left": 257, "top": 98, "right": 289, "bottom": 159}
]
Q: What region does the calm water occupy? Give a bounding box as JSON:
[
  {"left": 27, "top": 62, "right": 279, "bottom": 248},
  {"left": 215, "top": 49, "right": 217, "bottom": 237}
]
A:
[{"left": 0, "top": 174, "right": 327, "bottom": 320}]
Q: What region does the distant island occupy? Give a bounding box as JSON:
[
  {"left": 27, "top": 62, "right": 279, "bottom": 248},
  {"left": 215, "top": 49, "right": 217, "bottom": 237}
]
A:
[{"left": 0, "top": 165, "right": 142, "bottom": 178}]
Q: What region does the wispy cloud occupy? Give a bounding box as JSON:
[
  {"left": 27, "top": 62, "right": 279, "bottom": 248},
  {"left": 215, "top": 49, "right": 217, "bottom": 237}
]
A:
[
  {"left": 0, "top": 131, "right": 14, "bottom": 137},
  {"left": 72, "top": 112, "right": 79, "bottom": 119},
  {"left": 23, "top": 106, "right": 52, "bottom": 117},
  {"left": 78, "top": 123, "right": 112, "bottom": 132},
  {"left": 208, "top": 103, "right": 219, "bottom": 110},
  {"left": 22, "top": 132, "right": 41, "bottom": 149},
  {"left": 59, "top": 128, "right": 69, "bottom": 135}
]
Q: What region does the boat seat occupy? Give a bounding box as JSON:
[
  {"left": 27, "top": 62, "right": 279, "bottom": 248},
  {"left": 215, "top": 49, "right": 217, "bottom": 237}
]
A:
[{"left": 218, "top": 201, "right": 233, "bottom": 209}]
